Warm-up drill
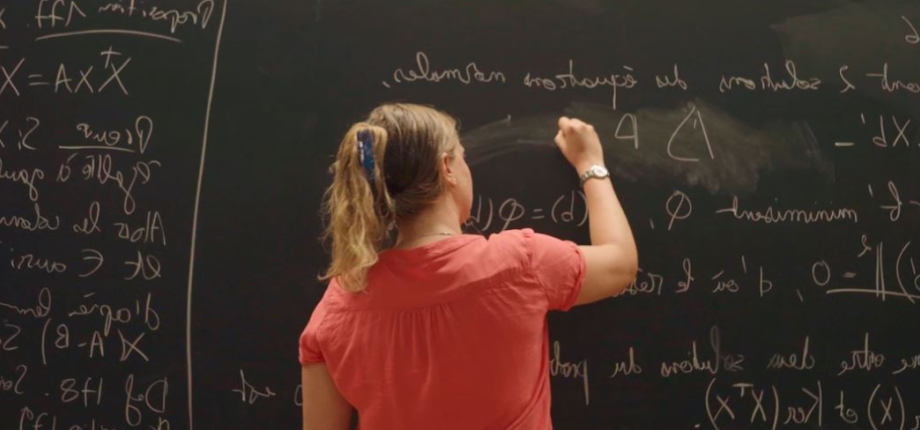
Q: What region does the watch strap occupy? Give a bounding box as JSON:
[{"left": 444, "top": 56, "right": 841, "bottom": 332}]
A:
[{"left": 579, "top": 164, "right": 609, "bottom": 186}]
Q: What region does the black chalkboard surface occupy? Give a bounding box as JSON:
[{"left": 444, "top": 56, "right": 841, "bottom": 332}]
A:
[{"left": 2, "top": 1, "right": 919, "bottom": 429}]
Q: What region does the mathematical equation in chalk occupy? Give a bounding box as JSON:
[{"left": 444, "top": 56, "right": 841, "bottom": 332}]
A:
[
  {"left": 703, "top": 379, "right": 920, "bottom": 430},
  {"left": 464, "top": 191, "right": 587, "bottom": 232},
  {"left": 0, "top": 49, "right": 133, "bottom": 98}
]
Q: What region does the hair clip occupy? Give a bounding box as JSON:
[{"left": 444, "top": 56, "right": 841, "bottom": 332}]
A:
[{"left": 357, "top": 130, "right": 376, "bottom": 184}]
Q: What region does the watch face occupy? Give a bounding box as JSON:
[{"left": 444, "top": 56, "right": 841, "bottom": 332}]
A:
[{"left": 592, "top": 165, "right": 609, "bottom": 176}]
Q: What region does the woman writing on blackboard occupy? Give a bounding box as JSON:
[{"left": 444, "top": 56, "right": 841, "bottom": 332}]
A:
[{"left": 300, "top": 103, "right": 637, "bottom": 430}]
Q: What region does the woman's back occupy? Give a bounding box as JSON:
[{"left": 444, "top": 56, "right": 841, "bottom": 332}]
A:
[
  {"left": 300, "top": 104, "right": 637, "bottom": 430},
  {"left": 301, "top": 229, "right": 585, "bottom": 430}
]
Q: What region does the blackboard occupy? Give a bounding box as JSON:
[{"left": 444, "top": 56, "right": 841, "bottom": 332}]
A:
[{"left": 2, "top": 0, "right": 919, "bottom": 429}]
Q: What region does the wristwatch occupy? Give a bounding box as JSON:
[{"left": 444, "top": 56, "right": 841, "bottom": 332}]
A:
[{"left": 579, "top": 164, "right": 610, "bottom": 186}]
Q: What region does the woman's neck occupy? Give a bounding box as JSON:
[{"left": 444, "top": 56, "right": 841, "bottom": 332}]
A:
[{"left": 394, "top": 200, "right": 462, "bottom": 249}]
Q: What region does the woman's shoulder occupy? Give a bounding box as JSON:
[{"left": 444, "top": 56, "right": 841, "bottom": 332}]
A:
[
  {"left": 315, "top": 278, "right": 349, "bottom": 310},
  {"left": 480, "top": 228, "right": 538, "bottom": 258},
  {"left": 482, "top": 228, "right": 535, "bottom": 246}
]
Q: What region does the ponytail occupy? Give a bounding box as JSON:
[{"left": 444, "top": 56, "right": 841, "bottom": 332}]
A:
[{"left": 320, "top": 123, "right": 395, "bottom": 292}]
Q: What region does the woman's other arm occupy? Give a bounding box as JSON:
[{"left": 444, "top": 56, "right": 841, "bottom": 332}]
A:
[{"left": 302, "top": 363, "right": 353, "bottom": 430}]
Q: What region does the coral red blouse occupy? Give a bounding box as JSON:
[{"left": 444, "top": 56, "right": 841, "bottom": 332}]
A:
[{"left": 300, "top": 228, "right": 585, "bottom": 430}]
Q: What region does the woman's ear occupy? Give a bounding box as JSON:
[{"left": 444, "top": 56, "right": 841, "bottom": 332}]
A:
[{"left": 440, "top": 152, "right": 457, "bottom": 185}]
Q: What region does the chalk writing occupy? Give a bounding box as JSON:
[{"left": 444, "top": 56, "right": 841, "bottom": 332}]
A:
[
  {"left": 384, "top": 51, "right": 506, "bottom": 88},
  {"left": 232, "top": 370, "right": 277, "bottom": 405},
  {"left": 716, "top": 196, "right": 859, "bottom": 224},
  {"left": 0, "top": 2, "right": 227, "bottom": 429},
  {"left": 524, "top": 60, "right": 637, "bottom": 110},
  {"left": 550, "top": 341, "right": 590, "bottom": 405}
]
